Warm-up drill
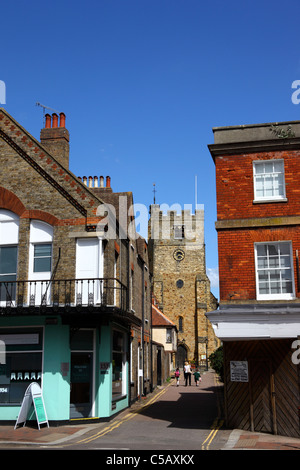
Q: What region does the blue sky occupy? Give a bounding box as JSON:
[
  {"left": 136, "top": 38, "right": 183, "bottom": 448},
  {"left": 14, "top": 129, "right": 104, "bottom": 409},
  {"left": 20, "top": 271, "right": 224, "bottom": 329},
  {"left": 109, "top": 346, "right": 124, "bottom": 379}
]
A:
[{"left": 1, "top": 0, "right": 300, "bottom": 299}]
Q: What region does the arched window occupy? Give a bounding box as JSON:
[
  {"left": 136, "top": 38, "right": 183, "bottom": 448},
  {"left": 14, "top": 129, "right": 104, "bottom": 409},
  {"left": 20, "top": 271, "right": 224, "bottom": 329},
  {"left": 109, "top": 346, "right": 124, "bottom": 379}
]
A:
[
  {"left": 29, "top": 221, "right": 53, "bottom": 275},
  {"left": 176, "top": 344, "right": 187, "bottom": 368},
  {"left": 28, "top": 220, "right": 53, "bottom": 305},
  {"left": 0, "top": 210, "right": 19, "bottom": 303}
]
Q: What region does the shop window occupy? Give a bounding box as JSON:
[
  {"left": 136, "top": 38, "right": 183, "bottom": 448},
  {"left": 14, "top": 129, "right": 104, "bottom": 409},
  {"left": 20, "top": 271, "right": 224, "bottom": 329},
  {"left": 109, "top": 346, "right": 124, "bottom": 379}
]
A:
[
  {"left": 0, "top": 328, "right": 43, "bottom": 404},
  {"left": 112, "top": 330, "right": 126, "bottom": 400}
]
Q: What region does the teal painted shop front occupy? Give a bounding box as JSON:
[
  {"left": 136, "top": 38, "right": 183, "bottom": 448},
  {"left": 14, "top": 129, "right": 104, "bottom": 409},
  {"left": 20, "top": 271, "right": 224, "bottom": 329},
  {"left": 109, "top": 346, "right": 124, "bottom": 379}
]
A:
[{"left": 0, "top": 317, "right": 129, "bottom": 424}]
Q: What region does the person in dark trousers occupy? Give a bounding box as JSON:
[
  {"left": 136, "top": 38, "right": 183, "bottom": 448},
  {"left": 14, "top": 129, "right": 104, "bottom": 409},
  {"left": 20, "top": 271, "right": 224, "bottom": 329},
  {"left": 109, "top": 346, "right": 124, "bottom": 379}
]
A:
[
  {"left": 193, "top": 368, "right": 201, "bottom": 386},
  {"left": 184, "top": 361, "right": 192, "bottom": 386}
]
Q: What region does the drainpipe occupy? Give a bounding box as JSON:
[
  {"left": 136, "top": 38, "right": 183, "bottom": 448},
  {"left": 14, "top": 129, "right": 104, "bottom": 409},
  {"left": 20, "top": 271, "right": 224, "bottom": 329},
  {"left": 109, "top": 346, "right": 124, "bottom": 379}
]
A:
[
  {"left": 150, "top": 274, "right": 153, "bottom": 392},
  {"left": 141, "top": 258, "right": 145, "bottom": 396}
]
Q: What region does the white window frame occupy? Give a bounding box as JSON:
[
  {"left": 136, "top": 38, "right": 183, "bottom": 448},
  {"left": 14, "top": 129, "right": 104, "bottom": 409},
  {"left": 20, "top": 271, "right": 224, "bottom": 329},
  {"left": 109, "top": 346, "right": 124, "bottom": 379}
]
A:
[
  {"left": 28, "top": 221, "right": 53, "bottom": 306},
  {"left": 75, "top": 238, "right": 104, "bottom": 305},
  {"left": 253, "top": 159, "right": 286, "bottom": 202},
  {"left": 254, "top": 241, "right": 295, "bottom": 300},
  {"left": 0, "top": 210, "right": 19, "bottom": 245},
  {"left": 0, "top": 211, "right": 19, "bottom": 306},
  {"left": 29, "top": 221, "right": 53, "bottom": 278}
]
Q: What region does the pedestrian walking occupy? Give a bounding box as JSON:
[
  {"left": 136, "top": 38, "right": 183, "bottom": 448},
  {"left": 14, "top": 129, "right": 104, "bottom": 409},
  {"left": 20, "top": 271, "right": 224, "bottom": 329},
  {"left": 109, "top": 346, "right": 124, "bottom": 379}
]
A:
[
  {"left": 175, "top": 367, "right": 180, "bottom": 386},
  {"left": 193, "top": 368, "right": 201, "bottom": 386},
  {"left": 184, "top": 361, "right": 192, "bottom": 386}
]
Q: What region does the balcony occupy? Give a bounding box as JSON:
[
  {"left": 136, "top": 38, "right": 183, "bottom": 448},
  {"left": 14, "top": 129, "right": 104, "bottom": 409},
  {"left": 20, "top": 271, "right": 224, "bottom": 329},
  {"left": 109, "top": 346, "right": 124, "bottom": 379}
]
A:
[{"left": 0, "top": 278, "right": 128, "bottom": 314}]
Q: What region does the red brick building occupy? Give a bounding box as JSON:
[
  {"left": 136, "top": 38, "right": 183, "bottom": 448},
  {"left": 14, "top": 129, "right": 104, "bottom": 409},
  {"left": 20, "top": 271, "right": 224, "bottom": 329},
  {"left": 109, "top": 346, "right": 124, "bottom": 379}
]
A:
[{"left": 207, "top": 120, "right": 300, "bottom": 437}]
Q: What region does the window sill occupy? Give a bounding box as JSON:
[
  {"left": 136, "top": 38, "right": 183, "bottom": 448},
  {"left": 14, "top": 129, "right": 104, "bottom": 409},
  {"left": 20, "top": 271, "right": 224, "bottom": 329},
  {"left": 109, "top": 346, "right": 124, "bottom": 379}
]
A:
[
  {"left": 257, "top": 295, "right": 296, "bottom": 301},
  {"left": 112, "top": 394, "right": 127, "bottom": 403},
  {"left": 253, "top": 198, "right": 288, "bottom": 204}
]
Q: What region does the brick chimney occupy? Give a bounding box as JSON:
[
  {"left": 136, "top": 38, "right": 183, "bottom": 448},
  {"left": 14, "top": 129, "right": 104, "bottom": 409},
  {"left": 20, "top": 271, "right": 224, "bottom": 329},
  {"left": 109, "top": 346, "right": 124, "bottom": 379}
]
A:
[{"left": 40, "top": 112, "right": 69, "bottom": 168}]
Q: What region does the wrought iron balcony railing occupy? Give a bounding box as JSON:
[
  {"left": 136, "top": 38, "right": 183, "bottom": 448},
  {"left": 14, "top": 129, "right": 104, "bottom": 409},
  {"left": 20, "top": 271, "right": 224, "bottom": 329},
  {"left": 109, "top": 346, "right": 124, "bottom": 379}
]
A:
[{"left": 0, "top": 278, "right": 128, "bottom": 313}]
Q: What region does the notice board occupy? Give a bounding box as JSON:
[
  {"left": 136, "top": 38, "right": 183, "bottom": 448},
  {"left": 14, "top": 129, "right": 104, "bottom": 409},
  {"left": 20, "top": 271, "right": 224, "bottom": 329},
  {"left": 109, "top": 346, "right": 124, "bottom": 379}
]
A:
[{"left": 230, "top": 361, "right": 249, "bottom": 382}]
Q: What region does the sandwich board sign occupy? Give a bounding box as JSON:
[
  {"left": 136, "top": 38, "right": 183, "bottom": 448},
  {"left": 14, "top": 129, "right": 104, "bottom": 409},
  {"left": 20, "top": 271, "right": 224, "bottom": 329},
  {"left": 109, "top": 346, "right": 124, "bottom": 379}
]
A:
[{"left": 15, "top": 382, "right": 49, "bottom": 430}]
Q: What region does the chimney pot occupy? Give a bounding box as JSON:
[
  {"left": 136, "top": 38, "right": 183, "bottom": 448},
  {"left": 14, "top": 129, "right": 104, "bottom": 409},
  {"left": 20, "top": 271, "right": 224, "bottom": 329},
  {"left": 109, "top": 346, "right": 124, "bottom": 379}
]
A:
[
  {"left": 40, "top": 111, "right": 69, "bottom": 169},
  {"left": 100, "top": 176, "right": 104, "bottom": 188},
  {"left": 106, "top": 176, "right": 111, "bottom": 188},
  {"left": 52, "top": 113, "right": 58, "bottom": 128},
  {"left": 94, "top": 176, "right": 98, "bottom": 188},
  {"left": 59, "top": 112, "right": 66, "bottom": 128},
  {"left": 45, "top": 114, "right": 51, "bottom": 129},
  {"left": 83, "top": 176, "right": 87, "bottom": 186},
  {"left": 88, "top": 176, "right": 93, "bottom": 187}
]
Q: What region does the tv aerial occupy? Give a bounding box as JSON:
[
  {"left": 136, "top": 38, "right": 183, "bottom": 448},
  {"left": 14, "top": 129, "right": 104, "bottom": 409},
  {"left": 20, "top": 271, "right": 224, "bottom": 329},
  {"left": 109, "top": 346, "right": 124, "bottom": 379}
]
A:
[{"left": 36, "top": 102, "right": 60, "bottom": 125}]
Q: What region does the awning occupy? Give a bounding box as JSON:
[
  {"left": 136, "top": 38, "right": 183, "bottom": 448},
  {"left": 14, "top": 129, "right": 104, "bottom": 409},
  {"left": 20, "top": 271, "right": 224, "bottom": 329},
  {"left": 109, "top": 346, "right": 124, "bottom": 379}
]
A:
[{"left": 206, "top": 303, "right": 300, "bottom": 341}]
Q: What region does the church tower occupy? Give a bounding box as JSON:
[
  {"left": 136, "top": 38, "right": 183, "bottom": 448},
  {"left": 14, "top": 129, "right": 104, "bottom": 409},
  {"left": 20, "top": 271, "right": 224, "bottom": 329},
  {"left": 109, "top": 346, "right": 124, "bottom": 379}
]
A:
[{"left": 148, "top": 203, "right": 219, "bottom": 368}]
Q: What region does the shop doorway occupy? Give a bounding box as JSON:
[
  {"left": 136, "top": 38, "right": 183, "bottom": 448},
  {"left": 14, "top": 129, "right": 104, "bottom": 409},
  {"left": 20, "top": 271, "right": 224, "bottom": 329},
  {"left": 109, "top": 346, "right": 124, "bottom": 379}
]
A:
[
  {"left": 70, "top": 352, "right": 93, "bottom": 419},
  {"left": 70, "top": 329, "right": 95, "bottom": 419}
]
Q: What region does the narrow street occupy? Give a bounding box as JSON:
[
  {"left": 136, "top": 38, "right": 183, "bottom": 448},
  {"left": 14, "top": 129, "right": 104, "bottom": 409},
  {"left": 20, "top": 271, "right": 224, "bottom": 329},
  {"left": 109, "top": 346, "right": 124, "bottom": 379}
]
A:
[
  {"left": 53, "top": 370, "right": 229, "bottom": 451},
  {"left": 2, "top": 370, "right": 300, "bottom": 453}
]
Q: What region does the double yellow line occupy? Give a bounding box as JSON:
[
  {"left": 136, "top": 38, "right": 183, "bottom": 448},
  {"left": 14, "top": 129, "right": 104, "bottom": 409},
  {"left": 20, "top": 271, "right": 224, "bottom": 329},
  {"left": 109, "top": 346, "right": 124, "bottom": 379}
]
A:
[
  {"left": 55, "top": 374, "right": 223, "bottom": 449},
  {"left": 76, "top": 380, "right": 173, "bottom": 445},
  {"left": 201, "top": 417, "right": 224, "bottom": 450},
  {"left": 201, "top": 374, "right": 224, "bottom": 450}
]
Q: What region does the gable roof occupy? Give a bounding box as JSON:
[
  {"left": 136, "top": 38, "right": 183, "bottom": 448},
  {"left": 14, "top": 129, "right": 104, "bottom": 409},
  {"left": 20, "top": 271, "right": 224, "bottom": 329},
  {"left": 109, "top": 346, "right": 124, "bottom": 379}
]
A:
[
  {"left": 152, "top": 302, "right": 176, "bottom": 328},
  {"left": 0, "top": 108, "right": 105, "bottom": 218}
]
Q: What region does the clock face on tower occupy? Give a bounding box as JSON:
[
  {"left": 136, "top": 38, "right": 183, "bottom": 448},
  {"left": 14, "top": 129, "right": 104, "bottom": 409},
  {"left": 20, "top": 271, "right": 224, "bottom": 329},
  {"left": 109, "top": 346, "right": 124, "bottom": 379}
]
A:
[{"left": 173, "top": 249, "right": 185, "bottom": 261}]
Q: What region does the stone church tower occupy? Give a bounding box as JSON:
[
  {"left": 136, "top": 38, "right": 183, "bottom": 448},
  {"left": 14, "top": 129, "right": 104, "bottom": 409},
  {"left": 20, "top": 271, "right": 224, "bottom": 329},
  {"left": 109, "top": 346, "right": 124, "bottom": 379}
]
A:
[{"left": 148, "top": 204, "right": 219, "bottom": 368}]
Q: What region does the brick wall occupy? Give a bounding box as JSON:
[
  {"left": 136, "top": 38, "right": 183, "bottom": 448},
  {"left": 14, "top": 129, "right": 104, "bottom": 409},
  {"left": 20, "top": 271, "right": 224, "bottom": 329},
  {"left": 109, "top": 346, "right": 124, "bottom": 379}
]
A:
[
  {"left": 218, "top": 226, "right": 300, "bottom": 301},
  {"left": 215, "top": 149, "right": 300, "bottom": 302},
  {"left": 216, "top": 150, "right": 300, "bottom": 220}
]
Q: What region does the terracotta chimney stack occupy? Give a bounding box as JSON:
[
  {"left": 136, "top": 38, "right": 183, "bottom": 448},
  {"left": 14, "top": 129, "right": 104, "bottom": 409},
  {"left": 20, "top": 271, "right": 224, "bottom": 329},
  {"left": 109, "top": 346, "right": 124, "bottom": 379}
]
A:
[
  {"left": 52, "top": 113, "right": 58, "bottom": 128},
  {"left": 40, "top": 112, "right": 70, "bottom": 169},
  {"left": 45, "top": 114, "right": 51, "bottom": 129},
  {"left": 59, "top": 112, "right": 66, "bottom": 128}
]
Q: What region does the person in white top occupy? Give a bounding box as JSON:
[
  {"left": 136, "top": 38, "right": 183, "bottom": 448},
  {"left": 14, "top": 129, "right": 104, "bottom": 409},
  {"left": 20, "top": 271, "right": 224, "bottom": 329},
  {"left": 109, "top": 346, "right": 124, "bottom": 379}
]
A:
[{"left": 183, "top": 361, "right": 192, "bottom": 386}]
